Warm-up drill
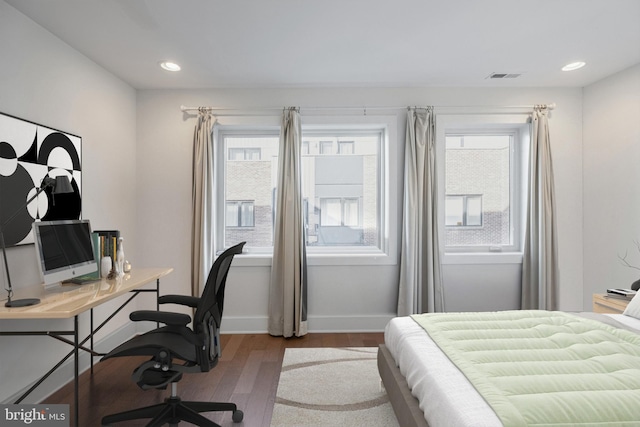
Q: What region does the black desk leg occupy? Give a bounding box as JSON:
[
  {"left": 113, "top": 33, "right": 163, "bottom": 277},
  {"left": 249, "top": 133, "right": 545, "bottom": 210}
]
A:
[
  {"left": 74, "top": 315, "right": 79, "bottom": 427},
  {"left": 157, "top": 278, "right": 160, "bottom": 328},
  {"left": 90, "top": 308, "right": 94, "bottom": 374}
]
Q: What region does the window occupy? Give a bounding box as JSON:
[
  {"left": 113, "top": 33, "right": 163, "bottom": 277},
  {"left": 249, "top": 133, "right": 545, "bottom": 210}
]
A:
[
  {"left": 219, "top": 131, "right": 279, "bottom": 249},
  {"left": 228, "top": 147, "right": 261, "bottom": 160},
  {"left": 445, "top": 134, "right": 514, "bottom": 249},
  {"left": 342, "top": 198, "right": 359, "bottom": 226},
  {"left": 320, "top": 198, "right": 360, "bottom": 226},
  {"left": 338, "top": 141, "right": 354, "bottom": 154},
  {"left": 437, "top": 115, "right": 529, "bottom": 254},
  {"left": 214, "top": 116, "right": 396, "bottom": 264},
  {"left": 226, "top": 201, "right": 255, "bottom": 227},
  {"left": 302, "top": 131, "right": 381, "bottom": 248},
  {"left": 319, "top": 141, "right": 333, "bottom": 154},
  {"left": 446, "top": 195, "right": 482, "bottom": 227}
]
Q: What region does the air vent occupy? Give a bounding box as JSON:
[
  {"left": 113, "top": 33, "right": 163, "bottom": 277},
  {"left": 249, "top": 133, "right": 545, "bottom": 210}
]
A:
[{"left": 487, "top": 72, "right": 521, "bottom": 79}]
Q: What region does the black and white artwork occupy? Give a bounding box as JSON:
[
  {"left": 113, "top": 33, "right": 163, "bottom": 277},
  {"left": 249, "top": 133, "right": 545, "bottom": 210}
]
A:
[{"left": 0, "top": 112, "right": 82, "bottom": 247}]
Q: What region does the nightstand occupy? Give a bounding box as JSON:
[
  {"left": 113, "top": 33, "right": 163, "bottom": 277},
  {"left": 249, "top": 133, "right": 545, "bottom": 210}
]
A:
[{"left": 592, "top": 293, "right": 632, "bottom": 314}]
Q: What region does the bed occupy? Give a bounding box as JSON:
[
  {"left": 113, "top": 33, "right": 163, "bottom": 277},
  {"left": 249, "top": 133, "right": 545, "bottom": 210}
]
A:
[{"left": 377, "top": 308, "right": 640, "bottom": 427}]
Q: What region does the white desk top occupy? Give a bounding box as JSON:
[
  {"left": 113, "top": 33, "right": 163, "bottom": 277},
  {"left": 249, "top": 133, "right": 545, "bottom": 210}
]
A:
[{"left": 0, "top": 267, "right": 172, "bottom": 319}]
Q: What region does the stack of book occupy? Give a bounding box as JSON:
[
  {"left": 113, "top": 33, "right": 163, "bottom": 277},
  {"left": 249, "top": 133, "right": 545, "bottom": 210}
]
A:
[
  {"left": 606, "top": 288, "right": 637, "bottom": 300},
  {"left": 92, "top": 230, "right": 120, "bottom": 276}
]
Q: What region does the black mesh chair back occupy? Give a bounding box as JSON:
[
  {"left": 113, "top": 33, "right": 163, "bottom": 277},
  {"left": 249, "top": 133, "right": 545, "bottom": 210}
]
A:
[{"left": 193, "top": 241, "right": 245, "bottom": 370}]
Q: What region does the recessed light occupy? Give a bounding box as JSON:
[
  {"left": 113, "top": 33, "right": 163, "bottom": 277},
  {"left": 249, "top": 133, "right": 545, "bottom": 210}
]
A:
[
  {"left": 160, "top": 61, "right": 181, "bottom": 72},
  {"left": 562, "top": 61, "right": 586, "bottom": 71}
]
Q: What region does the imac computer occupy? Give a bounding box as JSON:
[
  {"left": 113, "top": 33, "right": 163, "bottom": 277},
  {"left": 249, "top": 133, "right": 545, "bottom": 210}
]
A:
[{"left": 32, "top": 219, "right": 98, "bottom": 287}]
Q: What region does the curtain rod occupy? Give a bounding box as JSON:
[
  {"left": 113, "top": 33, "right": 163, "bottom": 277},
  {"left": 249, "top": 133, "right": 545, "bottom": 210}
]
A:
[{"left": 180, "top": 103, "right": 555, "bottom": 113}]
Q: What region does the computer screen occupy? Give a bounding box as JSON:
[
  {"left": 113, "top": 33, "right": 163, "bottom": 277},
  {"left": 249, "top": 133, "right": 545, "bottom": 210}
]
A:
[{"left": 32, "top": 219, "right": 98, "bottom": 286}]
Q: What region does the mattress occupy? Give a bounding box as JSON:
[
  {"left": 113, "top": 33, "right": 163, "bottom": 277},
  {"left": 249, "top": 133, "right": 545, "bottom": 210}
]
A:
[{"left": 384, "top": 313, "right": 640, "bottom": 427}]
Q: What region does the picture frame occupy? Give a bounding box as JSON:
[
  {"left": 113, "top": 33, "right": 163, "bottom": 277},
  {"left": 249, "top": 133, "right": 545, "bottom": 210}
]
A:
[{"left": 0, "top": 111, "right": 82, "bottom": 247}]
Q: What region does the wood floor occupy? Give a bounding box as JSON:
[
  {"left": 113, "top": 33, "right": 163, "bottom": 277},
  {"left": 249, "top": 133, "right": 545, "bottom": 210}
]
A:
[{"left": 44, "top": 333, "right": 385, "bottom": 426}]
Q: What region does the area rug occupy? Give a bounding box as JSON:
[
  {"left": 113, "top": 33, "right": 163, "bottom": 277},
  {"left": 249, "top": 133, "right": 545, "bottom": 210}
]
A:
[{"left": 270, "top": 347, "right": 399, "bottom": 427}]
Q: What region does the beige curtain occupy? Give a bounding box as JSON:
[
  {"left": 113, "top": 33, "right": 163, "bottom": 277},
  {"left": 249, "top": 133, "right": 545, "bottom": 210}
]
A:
[
  {"left": 191, "top": 111, "right": 217, "bottom": 298},
  {"left": 521, "top": 107, "right": 559, "bottom": 310},
  {"left": 397, "top": 107, "right": 443, "bottom": 315},
  {"left": 268, "top": 108, "right": 308, "bottom": 337}
]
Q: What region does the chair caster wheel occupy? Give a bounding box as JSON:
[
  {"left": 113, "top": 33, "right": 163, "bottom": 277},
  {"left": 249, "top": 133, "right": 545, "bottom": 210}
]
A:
[{"left": 232, "top": 409, "right": 244, "bottom": 423}]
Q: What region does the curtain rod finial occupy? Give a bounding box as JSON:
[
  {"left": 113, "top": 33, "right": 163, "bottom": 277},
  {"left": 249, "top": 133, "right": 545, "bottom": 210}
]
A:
[{"left": 535, "top": 103, "right": 556, "bottom": 111}]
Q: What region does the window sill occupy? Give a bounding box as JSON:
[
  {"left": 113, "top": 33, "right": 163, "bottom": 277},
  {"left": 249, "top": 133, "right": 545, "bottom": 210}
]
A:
[
  {"left": 231, "top": 253, "right": 272, "bottom": 267},
  {"left": 442, "top": 252, "right": 523, "bottom": 265},
  {"left": 230, "top": 251, "right": 396, "bottom": 267}
]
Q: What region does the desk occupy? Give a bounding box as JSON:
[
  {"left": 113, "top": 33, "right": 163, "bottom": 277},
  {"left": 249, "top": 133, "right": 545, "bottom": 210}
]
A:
[{"left": 0, "top": 267, "right": 172, "bottom": 427}]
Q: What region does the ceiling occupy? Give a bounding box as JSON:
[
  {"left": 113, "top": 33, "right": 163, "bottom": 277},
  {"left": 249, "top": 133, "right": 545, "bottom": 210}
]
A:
[{"left": 6, "top": 0, "right": 640, "bottom": 90}]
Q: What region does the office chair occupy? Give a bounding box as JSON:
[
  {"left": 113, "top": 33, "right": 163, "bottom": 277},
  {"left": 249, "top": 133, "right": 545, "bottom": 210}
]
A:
[{"left": 101, "top": 242, "right": 246, "bottom": 427}]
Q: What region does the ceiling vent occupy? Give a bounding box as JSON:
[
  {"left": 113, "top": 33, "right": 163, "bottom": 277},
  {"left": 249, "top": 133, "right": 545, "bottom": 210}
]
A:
[{"left": 487, "top": 72, "right": 521, "bottom": 79}]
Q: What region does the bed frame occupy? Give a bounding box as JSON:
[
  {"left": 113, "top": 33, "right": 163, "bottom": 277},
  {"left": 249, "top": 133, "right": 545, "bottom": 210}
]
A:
[
  {"left": 377, "top": 344, "right": 430, "bottom": 427},
  {"left": 378, "top": 313, "right": 639, "bottom": 427}
]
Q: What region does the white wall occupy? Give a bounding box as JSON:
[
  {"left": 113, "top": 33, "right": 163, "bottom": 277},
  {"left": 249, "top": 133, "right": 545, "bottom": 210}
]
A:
[
  {"left": 0, "top": 0, "right": 592, "bottom": 403},
  {"left": 0, "top": 1, "right": 138, "bottom": 403},
  {"left": 583, "top": 64, "right": 640, "bottom": 307},
  {"left": 136, "top": 86, "right": 584, "bottom": 333}
]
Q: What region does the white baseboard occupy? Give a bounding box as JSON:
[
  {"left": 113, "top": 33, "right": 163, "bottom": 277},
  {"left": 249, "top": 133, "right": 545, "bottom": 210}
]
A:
[
  {"left": 307, "top": 314, "right": 394, "bottom": 332},
  {"left": 2, "top": 322, "right": 137, "bottom": 404},
  {"left": 221, "top": 314, "right": 395, "bottom": 334},
  {"left": 221, "top": 316, "right": 269, "bottom": 333}
]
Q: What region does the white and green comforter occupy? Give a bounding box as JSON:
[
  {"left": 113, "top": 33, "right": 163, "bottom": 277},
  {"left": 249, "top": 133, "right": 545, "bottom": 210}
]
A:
[{"left": 411, "top": 310, "right": 640, "bottom": 426}]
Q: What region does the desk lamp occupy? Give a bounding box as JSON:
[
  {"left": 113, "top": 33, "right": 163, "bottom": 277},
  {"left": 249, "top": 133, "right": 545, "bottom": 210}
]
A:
[{"left": 1, "top": 176, "right": 73, "bottom": 307}]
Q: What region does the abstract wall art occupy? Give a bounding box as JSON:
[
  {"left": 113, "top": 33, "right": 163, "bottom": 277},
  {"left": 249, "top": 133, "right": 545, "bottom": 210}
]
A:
[{"left": 0, "top": 112, "right": 82, "bottom": 247}]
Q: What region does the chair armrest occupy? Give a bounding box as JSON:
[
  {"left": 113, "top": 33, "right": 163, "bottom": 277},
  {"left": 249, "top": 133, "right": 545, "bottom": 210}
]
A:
[
  {"left": 158, "top": 295, "right": 200, "bottom": 308},
  {"left": 130, "top": 310, "right": 191, "bottom": 326}
]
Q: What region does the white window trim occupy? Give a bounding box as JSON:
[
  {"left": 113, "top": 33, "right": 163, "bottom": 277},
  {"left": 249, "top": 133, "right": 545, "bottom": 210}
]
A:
[
  {"left": 436, "top": 114, "right": 530, "bottom": 262},
  {"left": 213, "top": 113, "right": 399, "bottom": 267},
  {"left": 301, "top": 115, "right": 397, "bottom": 265},
  {"left": 441, "top": 252, "right": 524, "bottom": 265}
]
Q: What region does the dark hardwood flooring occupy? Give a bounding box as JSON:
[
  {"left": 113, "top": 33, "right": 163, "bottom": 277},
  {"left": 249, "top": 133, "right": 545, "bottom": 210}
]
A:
[{"left": 44, "top": 333, "right": 384, "bottom": 426}]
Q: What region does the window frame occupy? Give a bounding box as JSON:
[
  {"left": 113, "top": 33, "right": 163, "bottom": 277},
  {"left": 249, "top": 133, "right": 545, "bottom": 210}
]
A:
[
  {"left": 319, "top": 140, "right": 333, "bottom": 154},
  {"left": 338, "top": 140, "right": 355, "bottom": 154},
  {"left": 212, "top": 114, "right": 398, "bottom": 267},
  {"left": 319, "top": 197, "right": 361, "bottom": 227},
  {"left": 445, "top": 194, "right": 483, "bottom": 227},
  {"left": 214, "top": 125, "right": 281, "bottom": 256},
  {"left": 436, "top": 114, "right": 530, "bottom": 257},
  {"left": 301, "top": 126, "right": 385, "bottom": 256},
  {"left": 228, "top": 147, "right": 261, "bottom": 160},
  {"left": 226, "top": 200, "right": 255, "bottom": 228}
]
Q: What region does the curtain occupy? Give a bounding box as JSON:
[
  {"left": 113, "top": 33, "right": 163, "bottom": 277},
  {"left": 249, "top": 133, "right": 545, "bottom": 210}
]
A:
[
  {"left": 397, "top": 107, "right": 443, "bottom": 315},
  {"left": 191, "top": 110, "right": 217, "bottom": 298},
  {"left": 521, "top": 107, "right": 559, "bottom": 310},
  {"left": 268, "top": 108, "right": 308, "bottom": 337}
]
